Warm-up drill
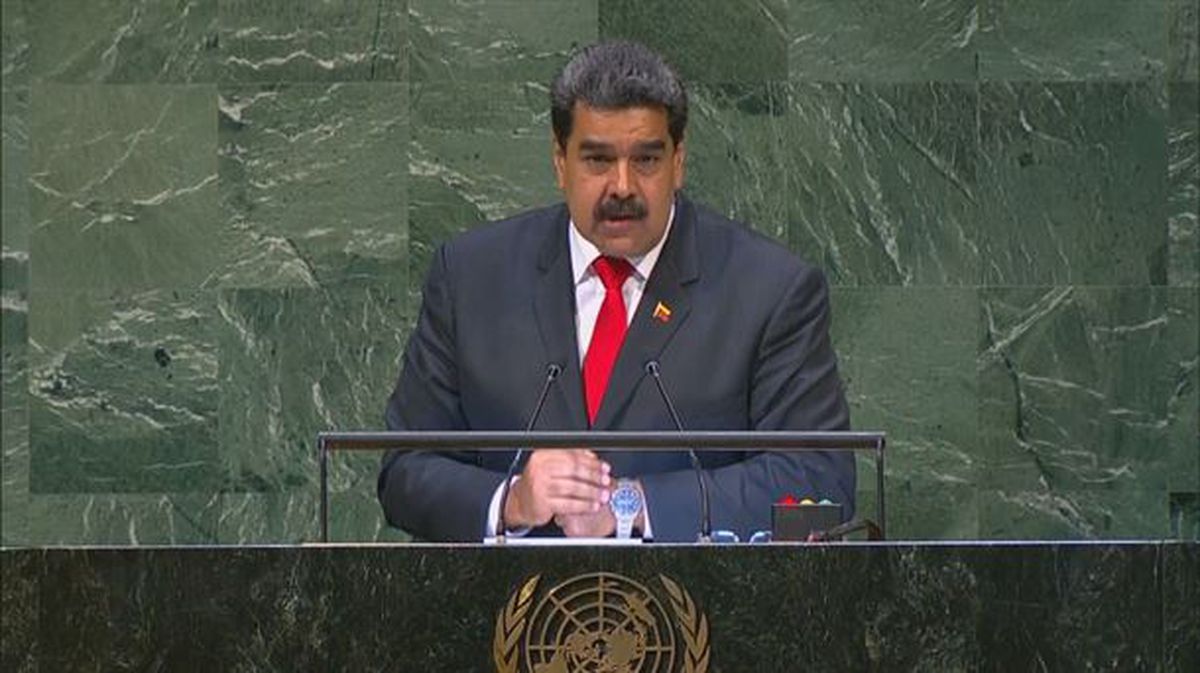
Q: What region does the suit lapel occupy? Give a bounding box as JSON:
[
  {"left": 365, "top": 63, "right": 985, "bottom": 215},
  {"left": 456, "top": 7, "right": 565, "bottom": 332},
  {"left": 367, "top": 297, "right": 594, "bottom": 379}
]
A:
[
  {"left": 532, "top": 208, "right": 589, "bottom": 428},
  {"left": 592, "top": 198, "right": 699, "bottom": 429}
]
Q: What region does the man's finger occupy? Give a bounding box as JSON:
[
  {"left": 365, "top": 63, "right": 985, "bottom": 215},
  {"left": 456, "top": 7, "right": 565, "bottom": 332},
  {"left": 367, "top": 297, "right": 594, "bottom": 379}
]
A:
[
  {"left": 548, "top": 496, "right": 606, "bottom": 515},
  {"left": 546, "top": 479, "right": 610, "bottom": 504},
  {"left": 565, "top": 461, "right": 611, "bottom": 487}
]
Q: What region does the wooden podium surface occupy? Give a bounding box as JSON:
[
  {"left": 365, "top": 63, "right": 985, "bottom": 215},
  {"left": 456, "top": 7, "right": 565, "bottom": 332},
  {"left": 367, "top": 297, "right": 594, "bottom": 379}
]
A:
[{"left": 2, "top": 542, "right": 1196, "bottom": 671}]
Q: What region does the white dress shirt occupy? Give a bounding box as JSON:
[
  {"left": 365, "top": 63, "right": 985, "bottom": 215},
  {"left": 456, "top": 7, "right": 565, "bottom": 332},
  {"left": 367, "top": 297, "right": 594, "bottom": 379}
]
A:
[{"left": 485, "top": 205, "right": 676, "bottom": 538}]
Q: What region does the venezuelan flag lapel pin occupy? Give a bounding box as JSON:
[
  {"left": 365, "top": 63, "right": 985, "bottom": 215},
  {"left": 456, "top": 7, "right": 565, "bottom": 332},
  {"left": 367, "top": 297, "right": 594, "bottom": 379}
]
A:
[{"left": 652, "top": 301, "right": 672, "bottom": 323}]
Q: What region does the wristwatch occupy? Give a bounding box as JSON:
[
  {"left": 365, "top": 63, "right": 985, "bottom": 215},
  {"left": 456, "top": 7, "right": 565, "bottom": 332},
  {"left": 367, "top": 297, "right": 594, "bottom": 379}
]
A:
[{"left": 610, "top": 479, "right": 642, "bottom": 539}]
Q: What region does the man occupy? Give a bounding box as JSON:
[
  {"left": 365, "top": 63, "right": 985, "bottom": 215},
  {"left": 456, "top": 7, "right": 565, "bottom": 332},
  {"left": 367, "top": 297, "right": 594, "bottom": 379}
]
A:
[{"left": 378, "top": 41, "right": 852, "bottom": 542}]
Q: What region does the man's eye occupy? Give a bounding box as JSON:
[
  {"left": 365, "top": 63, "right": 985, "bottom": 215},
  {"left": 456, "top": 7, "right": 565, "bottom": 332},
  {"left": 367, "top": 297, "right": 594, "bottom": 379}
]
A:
[
  {"left": 634, "top": 155, "right": 661, "bottom": 167},
  {"left": 583, "top": 155, "right": 614, "bottom": 166}
]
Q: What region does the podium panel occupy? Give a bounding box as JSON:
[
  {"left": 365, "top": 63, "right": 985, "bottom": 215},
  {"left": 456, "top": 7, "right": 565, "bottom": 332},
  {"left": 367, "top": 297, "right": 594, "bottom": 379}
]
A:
[{"left": 2, "top": 543, "right": 1196, "bottom": 671}]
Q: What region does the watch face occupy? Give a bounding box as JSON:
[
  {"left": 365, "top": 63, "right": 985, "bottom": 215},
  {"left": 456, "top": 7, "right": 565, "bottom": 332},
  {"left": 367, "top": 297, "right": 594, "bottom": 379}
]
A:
[{"left": 611, "top": 484, "right": 641, "bottom": 517}]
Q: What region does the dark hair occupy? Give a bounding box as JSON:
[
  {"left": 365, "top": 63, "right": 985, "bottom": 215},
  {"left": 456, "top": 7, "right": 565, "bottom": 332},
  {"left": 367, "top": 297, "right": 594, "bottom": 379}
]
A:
[{"left": 550, "top": 40, "right": 688, "bottom": 149}]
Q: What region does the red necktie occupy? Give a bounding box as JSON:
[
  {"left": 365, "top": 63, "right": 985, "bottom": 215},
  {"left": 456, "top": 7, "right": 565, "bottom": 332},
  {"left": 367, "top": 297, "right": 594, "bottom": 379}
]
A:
[{"left": 583, "top": 256, "right": 635, "bottom": 424}]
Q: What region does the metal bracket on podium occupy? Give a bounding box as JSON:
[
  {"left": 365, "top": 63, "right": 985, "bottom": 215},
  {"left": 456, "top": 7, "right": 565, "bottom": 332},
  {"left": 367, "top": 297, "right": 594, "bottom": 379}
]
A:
[{"left": 317, "top": 430, "right": 886, "bottom": 543}]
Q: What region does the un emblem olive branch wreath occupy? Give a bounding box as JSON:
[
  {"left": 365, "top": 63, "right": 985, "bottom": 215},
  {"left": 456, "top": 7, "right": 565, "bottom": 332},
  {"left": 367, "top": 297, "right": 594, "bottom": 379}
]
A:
[
  {"left": 494, "top": 574, "right": 540, "bottom": 673},
  {"left": 659, "top": 575, "right": 710, "bottom": 673}
]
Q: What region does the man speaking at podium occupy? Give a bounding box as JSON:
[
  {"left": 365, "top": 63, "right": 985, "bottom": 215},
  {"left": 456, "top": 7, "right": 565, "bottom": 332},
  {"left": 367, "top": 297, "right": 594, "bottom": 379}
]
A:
[{"left": 379, "top": 41, "right": 853, "bottom": 542}]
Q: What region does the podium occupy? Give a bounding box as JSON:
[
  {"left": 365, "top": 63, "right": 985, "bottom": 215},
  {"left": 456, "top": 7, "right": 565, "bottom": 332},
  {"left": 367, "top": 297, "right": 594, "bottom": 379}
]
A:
[
  {"left": 6, "top": 431, "right": 1195, "bottom": 670},
  {"left": 319, "top": 430, "right": 889, "bottom": 542},
  {"left": 2, "top": 542, "right": 1195, "bottom": 670}
]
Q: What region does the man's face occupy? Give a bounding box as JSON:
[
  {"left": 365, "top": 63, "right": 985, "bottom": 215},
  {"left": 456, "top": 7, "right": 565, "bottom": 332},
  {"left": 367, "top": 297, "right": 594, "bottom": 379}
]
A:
[{"left": 553, "top": 103, "right": 686, "bottom": 258}]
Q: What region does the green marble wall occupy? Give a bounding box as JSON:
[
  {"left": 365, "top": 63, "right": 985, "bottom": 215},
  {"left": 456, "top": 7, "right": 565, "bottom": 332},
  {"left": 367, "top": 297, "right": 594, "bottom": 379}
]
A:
[{"left": 1, "top": 0, "right": 1196, "bottom": 545}]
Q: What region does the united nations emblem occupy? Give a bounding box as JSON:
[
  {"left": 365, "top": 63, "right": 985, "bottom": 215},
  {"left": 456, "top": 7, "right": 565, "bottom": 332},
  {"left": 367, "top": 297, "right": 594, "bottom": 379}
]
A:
[{"left": 493, "top": 572, "right": 709, "bottom": 673}]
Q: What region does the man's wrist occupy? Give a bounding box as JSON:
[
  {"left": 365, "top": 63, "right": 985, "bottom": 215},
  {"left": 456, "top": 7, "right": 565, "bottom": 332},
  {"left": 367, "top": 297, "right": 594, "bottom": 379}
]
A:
[
  {"left": 488, "top": 477, "right": 531, "bottom": 538},
  {"left": 502, "top": 485, "right": 527, "bottom": 529},
  {"left": 500, "top": 476, "right": 538, "bottom": 530},
  {"left": 610, "top": 479, "right": 644, "bottom": 538}
]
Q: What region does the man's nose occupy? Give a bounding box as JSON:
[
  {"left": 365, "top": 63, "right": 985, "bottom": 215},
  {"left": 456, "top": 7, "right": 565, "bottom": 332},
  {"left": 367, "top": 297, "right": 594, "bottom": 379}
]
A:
[{"left": 610, "top": 158, "right": 634, "bottom": 198}]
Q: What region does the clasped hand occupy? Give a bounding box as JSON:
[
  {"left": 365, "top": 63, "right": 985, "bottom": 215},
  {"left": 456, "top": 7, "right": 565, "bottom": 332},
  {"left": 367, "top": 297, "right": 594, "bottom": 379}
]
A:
[{"left": 503, "top": 449, "right": 637, "bottom": 537}]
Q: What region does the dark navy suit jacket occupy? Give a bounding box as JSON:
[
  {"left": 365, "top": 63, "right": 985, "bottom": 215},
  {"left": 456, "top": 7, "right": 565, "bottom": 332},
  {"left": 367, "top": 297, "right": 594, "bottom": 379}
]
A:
[{"left": 378, "top": 195, "right": 854, "bottom": 541}]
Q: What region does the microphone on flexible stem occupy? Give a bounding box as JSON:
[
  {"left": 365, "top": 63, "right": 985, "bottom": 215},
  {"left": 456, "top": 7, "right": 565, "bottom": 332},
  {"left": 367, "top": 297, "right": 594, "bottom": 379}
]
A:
[
  {"left": 495, "top": 363, "right": 562, "bottom": 544},
  {"left": 645, "top": 360, "right": 713, "bottom": 544}
]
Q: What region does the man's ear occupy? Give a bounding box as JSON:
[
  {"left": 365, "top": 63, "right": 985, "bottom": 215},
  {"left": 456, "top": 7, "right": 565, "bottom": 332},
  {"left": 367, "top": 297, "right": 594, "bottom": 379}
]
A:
[
  {"left": 672, "top": 139, "right": 687, "bottom": 190},
  {"left": 552, "top": 138, "right": 567, "bottom": 190}
]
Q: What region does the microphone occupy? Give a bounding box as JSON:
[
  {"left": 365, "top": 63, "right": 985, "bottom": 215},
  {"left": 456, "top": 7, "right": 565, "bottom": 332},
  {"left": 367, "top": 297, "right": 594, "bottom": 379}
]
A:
[
  {"left": 495, "top": 363, "right": 561, "bottom": 543},
  {"left": 644, "top": 360, "right": 713, "bottom": 543}
]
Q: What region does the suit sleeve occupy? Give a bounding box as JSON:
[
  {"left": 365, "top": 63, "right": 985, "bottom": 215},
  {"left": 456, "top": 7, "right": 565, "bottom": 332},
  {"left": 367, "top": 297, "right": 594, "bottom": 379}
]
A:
[
  {"left": 377, "top": 244, "right": 505, "bottom": 542},
  {"left": 639, "top": 264, "right": 854, "bottom": 541}
]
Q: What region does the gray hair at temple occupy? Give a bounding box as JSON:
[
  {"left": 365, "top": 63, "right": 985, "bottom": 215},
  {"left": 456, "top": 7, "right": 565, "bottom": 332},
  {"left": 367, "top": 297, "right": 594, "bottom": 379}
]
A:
[{"left": 550, "top": 40, "right": 688, "bottom": 150}]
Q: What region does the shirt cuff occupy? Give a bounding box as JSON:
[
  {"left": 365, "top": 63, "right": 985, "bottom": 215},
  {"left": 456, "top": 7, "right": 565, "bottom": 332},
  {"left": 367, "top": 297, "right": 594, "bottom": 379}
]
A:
[
  {"left": 639, "top": 481, "right": 653, "bottom": 540},
  {"left": 486, "top": 476, "right": 531, "bottom": 538}
]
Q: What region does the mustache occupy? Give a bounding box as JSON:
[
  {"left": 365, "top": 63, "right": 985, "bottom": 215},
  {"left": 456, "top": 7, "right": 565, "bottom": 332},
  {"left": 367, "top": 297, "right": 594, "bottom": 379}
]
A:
[{"left": 595, "top": 197, "right": 648, "bottom": 221}]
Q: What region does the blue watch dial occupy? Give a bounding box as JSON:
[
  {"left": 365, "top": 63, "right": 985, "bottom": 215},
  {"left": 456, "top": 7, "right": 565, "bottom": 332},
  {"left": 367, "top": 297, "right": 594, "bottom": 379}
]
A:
[{"left": 611, "top": 484, "right": 641, "bottom": 517}]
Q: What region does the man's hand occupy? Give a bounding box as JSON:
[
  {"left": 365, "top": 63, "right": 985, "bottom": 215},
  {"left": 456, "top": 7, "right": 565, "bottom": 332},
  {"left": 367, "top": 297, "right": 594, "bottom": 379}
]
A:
[
  {"left": 556, "top": 480, "right": 646, "bottom": 538},
  {"left": 555, "top": 508, "right": 617, "bottom": 537},
  {"left": 503, "top": 449, "right": 612, "bottom": 529}
]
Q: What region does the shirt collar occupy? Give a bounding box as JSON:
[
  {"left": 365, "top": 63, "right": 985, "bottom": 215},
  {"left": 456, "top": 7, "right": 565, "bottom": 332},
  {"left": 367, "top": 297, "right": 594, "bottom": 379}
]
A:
[{"left": 568, "top": 202, "right": 676, "bottom": 285}]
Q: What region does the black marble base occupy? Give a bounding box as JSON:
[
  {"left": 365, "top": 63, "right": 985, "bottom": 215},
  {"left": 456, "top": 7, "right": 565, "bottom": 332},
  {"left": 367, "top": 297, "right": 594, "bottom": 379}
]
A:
[{"left": 2, "top": 542, "right": 1195, "bottom": 671}]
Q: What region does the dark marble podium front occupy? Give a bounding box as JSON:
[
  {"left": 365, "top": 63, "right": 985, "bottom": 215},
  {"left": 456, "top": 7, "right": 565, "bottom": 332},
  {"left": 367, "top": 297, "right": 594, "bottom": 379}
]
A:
[{"left": 2, "top": 542, "right": 1196, "bottom": 671}]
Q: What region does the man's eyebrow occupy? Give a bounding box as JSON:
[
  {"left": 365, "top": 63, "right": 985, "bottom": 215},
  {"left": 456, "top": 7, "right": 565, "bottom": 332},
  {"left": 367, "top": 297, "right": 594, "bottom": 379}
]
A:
[
  {"left": 578, "top": 140, "right": 615, "bottom": 152},
  {"left": 633, "top": 140, "right": 667, "bottom": 153}
]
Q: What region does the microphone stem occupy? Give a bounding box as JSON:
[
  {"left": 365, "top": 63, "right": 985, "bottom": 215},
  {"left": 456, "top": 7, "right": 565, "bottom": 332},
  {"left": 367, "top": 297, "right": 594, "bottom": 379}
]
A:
[
  {"left": 647, "top": 362, "right": 712, "bottom": 542},
  {"left": 496, "top": 364, "right": 560, "bottom": 542}
]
